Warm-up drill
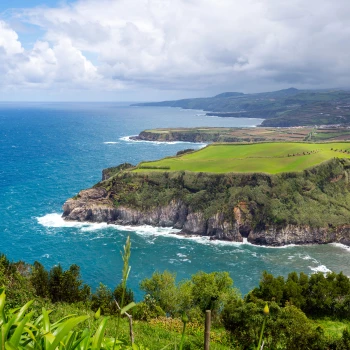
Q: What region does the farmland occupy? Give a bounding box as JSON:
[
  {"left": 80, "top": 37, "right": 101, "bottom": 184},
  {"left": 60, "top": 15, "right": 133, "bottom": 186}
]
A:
[{"left": 136, "top": 142, "right": 350, "bottom": 174}]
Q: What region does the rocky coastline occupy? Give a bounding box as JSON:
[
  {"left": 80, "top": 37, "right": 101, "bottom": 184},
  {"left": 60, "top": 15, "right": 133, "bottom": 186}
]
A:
[
  {"left": 130, "top": 129, "right": 264, "bottom": 143},
  {"left": 62, "top": 170, "right": 350, "bottom": 247}
]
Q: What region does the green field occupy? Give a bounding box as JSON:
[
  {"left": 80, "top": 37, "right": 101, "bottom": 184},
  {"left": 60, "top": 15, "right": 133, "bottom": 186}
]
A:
[{"left": 136, "top": 142, "right": 350, "bottom": 174}]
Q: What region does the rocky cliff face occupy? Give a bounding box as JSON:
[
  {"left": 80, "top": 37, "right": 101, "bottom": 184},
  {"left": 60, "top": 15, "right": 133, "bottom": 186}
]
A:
[{"left": 62, "top": 188, "right": 350, "bottom": 246}]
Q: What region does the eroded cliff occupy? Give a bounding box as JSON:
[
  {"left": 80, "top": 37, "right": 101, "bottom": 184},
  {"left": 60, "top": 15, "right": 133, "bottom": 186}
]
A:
[{"left": 62, "top": 158, "right": 350, "bottom": 246}]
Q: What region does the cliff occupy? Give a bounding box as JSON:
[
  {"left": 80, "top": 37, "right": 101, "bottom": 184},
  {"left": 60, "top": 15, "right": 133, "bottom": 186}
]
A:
[
  {"left": 62, "top": 158, "right": 350, "bottom": 246},
  {"left": 132, "top": 129, "right": 238, "bottom": 143}
]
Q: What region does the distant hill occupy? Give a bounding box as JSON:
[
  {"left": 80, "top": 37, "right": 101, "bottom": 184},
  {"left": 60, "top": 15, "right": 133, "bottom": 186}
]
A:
[{"left": 132, "top": 88, "right": 350, "bottom": 127}]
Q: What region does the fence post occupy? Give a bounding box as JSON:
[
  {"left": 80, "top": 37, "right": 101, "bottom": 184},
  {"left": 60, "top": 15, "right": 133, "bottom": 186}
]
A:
[{"left": 204, "top": 310, "right": 211, "bottom": 350}]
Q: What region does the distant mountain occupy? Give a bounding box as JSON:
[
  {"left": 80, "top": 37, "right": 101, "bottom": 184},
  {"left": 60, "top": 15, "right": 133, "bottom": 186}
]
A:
[
  {"left": 132, "top": 88, "right": 350, "bottom": 127},
  {"left": 214, "top": 92, "right": 245, "bottom": 98}
]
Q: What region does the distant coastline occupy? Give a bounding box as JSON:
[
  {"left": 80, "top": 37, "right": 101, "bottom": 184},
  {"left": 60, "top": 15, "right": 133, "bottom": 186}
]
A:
[{"left": 132, "top": 88, "right": 350, "bottom": 127}]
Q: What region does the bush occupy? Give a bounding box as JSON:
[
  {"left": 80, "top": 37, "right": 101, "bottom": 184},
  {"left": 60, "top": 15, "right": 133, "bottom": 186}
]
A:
[
  {"left": 249, "top": 270, "right": 350, "bottom": 319},
  {"left": 222, "top": 299, "right": 326, "bottom": 349},
  {"left": 91, "top": 283, "right": 115, "bottom": 315},
  {"left": 113, "top": 283, "right": 135, "bottom": 307}
]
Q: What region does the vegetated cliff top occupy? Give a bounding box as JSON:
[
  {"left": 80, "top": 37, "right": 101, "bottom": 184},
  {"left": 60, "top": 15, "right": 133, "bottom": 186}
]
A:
[
  {"left": 134, "top": 126, "right": 350, "bottom": 143},
  {"left": 134, "top": 142, "right": 350, "bottom": 174},
  {"left": 132, "top": 88, "right": 350, "bottom": 127}
]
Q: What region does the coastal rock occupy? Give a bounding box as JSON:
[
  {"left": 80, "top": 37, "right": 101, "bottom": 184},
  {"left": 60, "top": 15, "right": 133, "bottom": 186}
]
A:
[
  {"left": 62, "top": 188, "right": 117, "bottom": 222},
  {"left": 62, "top": 189, "right": 350, "bottom": 246},
  {"left": 248, "top": 225, "right": 332, "bottom": 246},
  {"left": 62, "top": 158, "right": 350, "bottom": 246},
  {"left": 207, "top": 213, "right": 243, "bottom": 241},
  {"left": 62, "top": 192, "right": 350, "bottom": 246}
]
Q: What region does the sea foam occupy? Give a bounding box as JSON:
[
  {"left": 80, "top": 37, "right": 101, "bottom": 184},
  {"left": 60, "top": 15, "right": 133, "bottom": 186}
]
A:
[
  {"left": 309, "top": 265, "right": 332, "bottom": 273},
  {"left": 37, "top": 214, "right": 305, "bottom": 248}
]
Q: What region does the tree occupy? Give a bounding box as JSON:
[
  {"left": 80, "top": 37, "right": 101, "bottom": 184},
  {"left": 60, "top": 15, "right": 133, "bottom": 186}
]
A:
[
  {"left": 31, "top": 261, "right": 49, "bottom": 298},
  {"left": 191, "top": 271, "right": 234, "bottom": 316},
  {"left": 140, "top": 271, "right": 177, "bottom": 315},
  {"left": 48, "top": 264, "right": 90, "bottom": 303},
  {"left": 49, "top": 264, "right": 64, "bottom": 302},
  {"left": 91, "top": 283, "right": 114, "bottom": 315},
  {"left": 113, "top": 283, "right": 134, "bottom": 306}
]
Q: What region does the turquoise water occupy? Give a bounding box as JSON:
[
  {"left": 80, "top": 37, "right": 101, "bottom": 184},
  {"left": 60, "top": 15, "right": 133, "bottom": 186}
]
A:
[{"left": 1, "top": 102, "right": 350, "bottom": 299}]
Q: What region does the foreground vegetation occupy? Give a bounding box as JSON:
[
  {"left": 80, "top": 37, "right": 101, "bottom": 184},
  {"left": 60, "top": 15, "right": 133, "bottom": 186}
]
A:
[
  {"left": 3, "top": 242, "right": 350, "bottom": 349},
  {"left": 135, "top": 142, "right": 350, "bottom": 174}
]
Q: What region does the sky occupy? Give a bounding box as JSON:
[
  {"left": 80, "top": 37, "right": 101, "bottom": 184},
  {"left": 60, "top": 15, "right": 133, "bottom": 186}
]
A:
[{"left": 0, "top": 0, "right": 350, "bottom": 101}]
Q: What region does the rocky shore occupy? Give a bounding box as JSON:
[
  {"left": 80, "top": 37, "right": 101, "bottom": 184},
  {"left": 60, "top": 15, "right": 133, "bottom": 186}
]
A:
[{"left": 62, "top": 173, "right": 350, "bottom": 247}]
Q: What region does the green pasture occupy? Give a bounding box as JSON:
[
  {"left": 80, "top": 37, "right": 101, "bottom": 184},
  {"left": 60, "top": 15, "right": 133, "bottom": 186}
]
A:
[{"left": 135, "top": 142, "right": 350, "bottom": 174}]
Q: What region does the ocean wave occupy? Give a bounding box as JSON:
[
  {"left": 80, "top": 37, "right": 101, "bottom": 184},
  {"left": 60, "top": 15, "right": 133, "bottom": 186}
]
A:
[
  {"left": 309, "top": 265, "right": 331, "bottom": 274},
  {"left": 37, "top": 213, "right": 181, "bottom": 236},
  {"left": 330, "top": 243, "right": 350, "bottom": 251},
  {"left": 119, "top": 135, "right": 207, "bottom": 147},
  {"left": 103, "top": 141, "right": 119, "bottom": 144},
  {"left": 37, "top": 213, "right": 109, "bottom": 231},
  {"left": 37, "top": 214, "right": 322, "bottom": 250}
]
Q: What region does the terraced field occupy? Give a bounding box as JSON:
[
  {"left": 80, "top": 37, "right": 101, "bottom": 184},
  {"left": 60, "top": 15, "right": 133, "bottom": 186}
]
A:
[{"left": 136, "top": 142, "right": 350, "bottom": 174}]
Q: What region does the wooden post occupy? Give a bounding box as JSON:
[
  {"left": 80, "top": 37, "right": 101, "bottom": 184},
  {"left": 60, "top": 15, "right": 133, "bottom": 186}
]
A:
[{"left": 204, "top": 310, "right": 211, "bottom": 350}]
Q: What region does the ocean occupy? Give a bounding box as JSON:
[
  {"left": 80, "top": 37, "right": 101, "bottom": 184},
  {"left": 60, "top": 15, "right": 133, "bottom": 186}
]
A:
[{"left": 1, "top": 101, "right": 350, "bottom": 299}]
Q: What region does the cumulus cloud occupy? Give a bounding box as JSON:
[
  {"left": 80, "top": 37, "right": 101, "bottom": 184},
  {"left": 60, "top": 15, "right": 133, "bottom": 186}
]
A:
[{"left": 1, "top": 0, "right": 350, "bottom": 97}]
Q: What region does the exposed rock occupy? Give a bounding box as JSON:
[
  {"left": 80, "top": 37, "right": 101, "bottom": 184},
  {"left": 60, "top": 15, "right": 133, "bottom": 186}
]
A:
[
  {"left": 62, "top": 159, "right": 350, "bottom": 246},
  {"left": 62, "top": 190, "right": 350, "bottom": 246}
]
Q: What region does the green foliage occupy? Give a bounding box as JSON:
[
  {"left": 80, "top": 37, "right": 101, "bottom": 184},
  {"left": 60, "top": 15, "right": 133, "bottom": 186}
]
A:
[
  {"left": 222, "top": 299, "right": 326, "bottom": 349},
  {"left": 191, "top": 271, "right": 234, "bottom": 315},
  {"left": 99, "top": 156, "right": 350, "bottom": 231},
  {"left": 48, "top": 264, "right": 91, "bottom": 303},
  {"left": 31, "top": 261, "right": 50, "bottom": 298},
  {"left": 113, "top": 283, "right": 134, "bottom": 308},
  {"left": 0, "top": 288, "right": 133, "bottom": 350},
  {"left": 91, "top": 283, "right": 115, "bottom": 315},
  {"left": 0, "top": 255, "right": 35, "bottom": 309},
  {"left": 249, "top": 270, "right": 350, "bottom": 319},
  {"left": 139, "top": 271, "right": 177, "bottom": 316},
  {"left": 139, "top": 271, "right": 238, "bottom": 324},
  {"left": 133, "top": 296, "right": 166, "bottom": 321}
]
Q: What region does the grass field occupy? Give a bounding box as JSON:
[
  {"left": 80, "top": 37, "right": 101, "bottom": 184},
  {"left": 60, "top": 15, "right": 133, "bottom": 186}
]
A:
[{"left": 136, "top": 142, "right": 350, "bottom": 174}]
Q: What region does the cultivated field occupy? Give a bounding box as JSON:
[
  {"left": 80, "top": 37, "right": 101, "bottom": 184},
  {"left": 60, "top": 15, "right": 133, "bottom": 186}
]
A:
[{"left": 136, "top": 142, "right": 350, "bottom": 174}]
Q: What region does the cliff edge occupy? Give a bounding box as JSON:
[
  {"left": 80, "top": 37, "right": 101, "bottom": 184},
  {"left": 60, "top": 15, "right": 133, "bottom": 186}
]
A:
[{"left": 62, "top": 158, "right": 350, "bottom": 246}]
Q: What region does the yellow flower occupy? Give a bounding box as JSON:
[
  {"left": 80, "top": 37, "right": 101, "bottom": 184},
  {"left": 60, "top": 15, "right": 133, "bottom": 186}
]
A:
[{"left": 263, "top": 303, "right": 269, "bottom": 315}]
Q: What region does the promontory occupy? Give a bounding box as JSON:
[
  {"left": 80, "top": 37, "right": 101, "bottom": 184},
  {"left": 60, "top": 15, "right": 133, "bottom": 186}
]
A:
[{"left": 62, "top": 142, "right": 350, "bottom": 246}]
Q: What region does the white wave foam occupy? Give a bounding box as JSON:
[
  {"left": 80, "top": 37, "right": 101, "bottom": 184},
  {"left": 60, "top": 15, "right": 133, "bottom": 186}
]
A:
[
  {"left": 330, "top": 243, "right": 350, "bottom": 252},
  {"left": 114, "top": 224, "right": 181, "bottom": 236},
  {"left": 119, "top": 135, "right": 207, "bottom": 147},
  {"left": 42, "top": 253, "right": 50, "bottom": 258},
  {"left": 37, "top": 213, "right": 182, "bottom": 236},
  {"left": 309, "top": 265, "right": 331, "bottom": 274},
  {"left": 301, "top": 254, "right": 314, "bottom": 261},
  {"left": 37, "top": 213, "right": 109, "bottom": 231},
  {"left": 104, "top": 141, "right": 119, "bottom": 144},
  {"left": 37, "top": 214, "right": 315, "bottom": 249}
]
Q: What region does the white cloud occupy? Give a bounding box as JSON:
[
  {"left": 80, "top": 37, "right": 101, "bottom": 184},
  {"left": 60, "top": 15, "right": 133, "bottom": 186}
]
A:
[{"left": 1, "top": 0, "right": 350, "bottom": 98}]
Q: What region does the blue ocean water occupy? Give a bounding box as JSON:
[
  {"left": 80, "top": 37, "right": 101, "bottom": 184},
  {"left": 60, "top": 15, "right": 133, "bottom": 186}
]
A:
[{"left": 1, "top": 102, "right": 350, "bottom": 299}]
